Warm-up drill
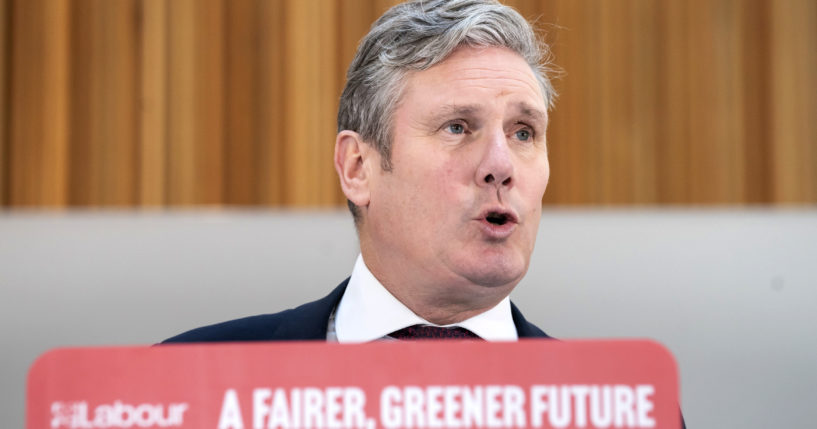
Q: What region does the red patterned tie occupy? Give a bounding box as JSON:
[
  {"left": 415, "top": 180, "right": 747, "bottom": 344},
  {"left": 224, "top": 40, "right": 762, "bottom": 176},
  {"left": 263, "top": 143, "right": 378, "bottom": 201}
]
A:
[{"left": 389, "top": 324, "right": 482, "bottom": 340}]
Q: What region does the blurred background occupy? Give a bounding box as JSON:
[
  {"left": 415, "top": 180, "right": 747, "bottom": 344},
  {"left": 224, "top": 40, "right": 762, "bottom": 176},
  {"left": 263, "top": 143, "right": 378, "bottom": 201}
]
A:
[
  {"left": 1, "top": 0, "right": 816, "bottom": 428},
  {"left": 2, "top": 0, "right": 815, "bottom": 207}
]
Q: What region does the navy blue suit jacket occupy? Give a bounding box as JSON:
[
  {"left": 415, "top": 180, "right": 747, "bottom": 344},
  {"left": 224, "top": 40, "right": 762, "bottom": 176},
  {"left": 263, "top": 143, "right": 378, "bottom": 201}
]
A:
[{"left": 163, "top": 278, "right": 550, "bottom": 343}]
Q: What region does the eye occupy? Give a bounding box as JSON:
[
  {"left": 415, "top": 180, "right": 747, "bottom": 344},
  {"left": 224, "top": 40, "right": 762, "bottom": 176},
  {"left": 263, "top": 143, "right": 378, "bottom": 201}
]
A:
[
  {"left": 447, "top": 122, "right": 466, "bottom": 135},
  {"left": 515, "top": 128, "right": 532, "bottom": 141}
]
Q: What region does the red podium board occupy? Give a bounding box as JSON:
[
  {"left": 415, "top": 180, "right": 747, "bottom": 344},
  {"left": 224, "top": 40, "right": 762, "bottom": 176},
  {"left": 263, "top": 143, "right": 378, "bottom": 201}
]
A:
[{"left": 28, "top": 339, "right": 679, "bottom": 429}]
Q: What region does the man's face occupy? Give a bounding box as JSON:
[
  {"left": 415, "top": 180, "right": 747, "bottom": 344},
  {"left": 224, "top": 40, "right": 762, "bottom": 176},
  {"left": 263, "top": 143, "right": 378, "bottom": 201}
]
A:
[{"left": 363, "top": 45, "right": 550, "bottom": 304}]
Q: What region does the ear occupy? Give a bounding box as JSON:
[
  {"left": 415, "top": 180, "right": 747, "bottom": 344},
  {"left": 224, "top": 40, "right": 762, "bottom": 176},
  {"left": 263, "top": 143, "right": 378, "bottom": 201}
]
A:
[{"left": 334, "top": 130, "right": 373, "bottom": 208}]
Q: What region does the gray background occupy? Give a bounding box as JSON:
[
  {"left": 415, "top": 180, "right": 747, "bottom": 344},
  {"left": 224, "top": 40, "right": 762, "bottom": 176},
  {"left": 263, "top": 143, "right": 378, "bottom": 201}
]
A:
[{"left": 2, "top": 209, "right": 816, "bottom": 428}]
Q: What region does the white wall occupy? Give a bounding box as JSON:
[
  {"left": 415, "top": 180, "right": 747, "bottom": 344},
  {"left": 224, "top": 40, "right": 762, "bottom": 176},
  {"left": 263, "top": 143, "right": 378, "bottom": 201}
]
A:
[{"left": 1, "top": 209, "right": 815, "bottom": 428}]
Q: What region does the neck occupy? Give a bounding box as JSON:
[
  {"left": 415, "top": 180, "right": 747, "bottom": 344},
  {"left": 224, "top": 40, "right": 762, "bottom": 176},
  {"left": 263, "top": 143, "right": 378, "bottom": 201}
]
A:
[{"left": 359, "top": 240, "right": 514, "bottom": 325}]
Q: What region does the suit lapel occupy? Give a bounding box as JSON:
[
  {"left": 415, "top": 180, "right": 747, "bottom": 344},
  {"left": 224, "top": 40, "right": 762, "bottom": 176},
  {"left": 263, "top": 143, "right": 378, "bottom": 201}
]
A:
[
  {"left": 511, "top": 301, "right": 551, "bottom": 338},
  {"left": 271, "top": 278, "right": 349, "bottom": 340}
]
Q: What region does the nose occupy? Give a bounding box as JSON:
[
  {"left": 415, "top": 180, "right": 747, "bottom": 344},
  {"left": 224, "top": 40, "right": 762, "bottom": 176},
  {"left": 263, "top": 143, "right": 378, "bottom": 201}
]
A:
[{"left": 475, "top": 129, "right": 514, "bottom": 189}]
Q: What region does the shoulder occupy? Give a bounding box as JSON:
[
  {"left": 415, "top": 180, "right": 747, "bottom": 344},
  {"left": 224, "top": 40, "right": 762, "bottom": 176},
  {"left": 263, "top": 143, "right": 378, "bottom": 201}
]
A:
[{"left": 161, "top": 279, "right": 349, "bottom": 343}]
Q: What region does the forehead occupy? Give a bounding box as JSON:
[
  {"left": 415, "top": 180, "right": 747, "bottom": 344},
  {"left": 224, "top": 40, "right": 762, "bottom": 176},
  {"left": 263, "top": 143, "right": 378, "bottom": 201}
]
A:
[{"left": 402, "top": 45, "right": 546, "bottom": 110}]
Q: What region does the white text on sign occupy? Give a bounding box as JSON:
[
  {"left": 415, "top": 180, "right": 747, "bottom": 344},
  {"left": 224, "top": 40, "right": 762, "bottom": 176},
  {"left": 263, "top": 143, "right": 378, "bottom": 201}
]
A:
[{"left": 218, "top": 384, "right": 656, "bottom": 429}]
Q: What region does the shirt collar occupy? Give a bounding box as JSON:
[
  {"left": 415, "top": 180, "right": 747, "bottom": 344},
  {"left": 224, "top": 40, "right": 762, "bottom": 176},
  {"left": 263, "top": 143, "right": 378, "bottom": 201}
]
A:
[{"left": 334, "top": 254, "right": 518, "bottom": 343}]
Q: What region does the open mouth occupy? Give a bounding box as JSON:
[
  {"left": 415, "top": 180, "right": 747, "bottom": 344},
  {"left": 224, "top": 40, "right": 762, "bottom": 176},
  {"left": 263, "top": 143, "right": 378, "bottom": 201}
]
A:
[{"left": 485, "top": 212, "right": 511, "bottom": 226}]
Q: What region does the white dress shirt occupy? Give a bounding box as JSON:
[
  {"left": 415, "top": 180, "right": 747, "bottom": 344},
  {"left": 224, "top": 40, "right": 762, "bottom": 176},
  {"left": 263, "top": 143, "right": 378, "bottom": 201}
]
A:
[{"left": 330, "top": 254, "right": 518, "bottom": 342}]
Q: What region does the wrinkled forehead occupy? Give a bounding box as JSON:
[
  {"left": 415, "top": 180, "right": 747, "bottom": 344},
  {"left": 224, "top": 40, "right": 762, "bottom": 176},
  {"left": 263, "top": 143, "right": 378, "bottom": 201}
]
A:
[{"left": 399, "top": 46, "right": 548, "bottom": 117}]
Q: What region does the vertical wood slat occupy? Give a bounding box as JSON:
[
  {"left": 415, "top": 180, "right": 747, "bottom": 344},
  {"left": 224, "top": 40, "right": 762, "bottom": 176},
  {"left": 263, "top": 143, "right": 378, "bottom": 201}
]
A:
[
  {"left": 655, "top": 0, "right": 691, "bottom": 204},
  {"left": 100, "top": 0, "right": 138, "bottom": 205},
  {"left": 39, "top": 0, "right": 70, "bottom": 207},
  {"left": 567, "top": 0, "right": 592, "bottom": 205},
  {"left": 317, "top": 0, "right": 343, "bottom": 205},
  {"left": 581, "top": 0, "right": 605, "bottom": 204},
  {"left": 166, "top": 0, "right": 197, "bottom": 205},
  {"left": 687, "top": 0, "right": 744, "bottom": 204},
  {"left": 139, "top": 0, "right": 168, "bottom": 206},
  {"left": 804, "top": 1, "right": 817, "bottom": 202},
  {"left": 740, "top": 0, "right": 772, "bottom": 204},
  {"left": 630, "top": 0, "right": 659, "bottom": 204},
  {"left": 724, "top": 0, "right": 747, "bottom": 204},
  {"left": 0, "top": 0, "right": 8, "bottom": 206},
  {"left": 770, "top": 0, "right": 817, "bottom": 203},
  {"left": 579, "top": 2, "right": 604, "bottom": 204},
  {"left": 256, "top": 0, "right": 285, "bottom": 205},
  {"left": 70, "top": 0, "right": 139, "bottom": 206},
  {"left": 687, "top": 0, "right": 721, "bottom": 203},
  {"left": 224, "top": 0, "right": 257, "bottom": 205},
  {"left": 10, "top": 0, "right": 69, "bottom": 206},
  {"left": 165, "top": 0, "right": 226, "bottom": 206},
  {"left": 67, "top": 0, "right": 93, "bottom": 205},
  {"left": 281, "top": 0, "right": 313, "bottom": 206},
  {"left": 598, "top": 0, "right": 635, "bottom": 204},
  {"left": 282, "top": 0, "right": 339, "bottom": 206},
  {"left": 194, "top": 0, "right": 225, "bottom": 205}
]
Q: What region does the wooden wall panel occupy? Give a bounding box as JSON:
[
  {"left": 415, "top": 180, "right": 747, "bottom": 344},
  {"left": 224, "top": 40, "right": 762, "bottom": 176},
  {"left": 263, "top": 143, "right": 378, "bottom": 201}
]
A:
[
  {"left": 138, "top": 0, "right": 168, "bottom": 206},
  {"left": 9, "top": 0, "right": 69, "bottom": 207},
  {"left": 2, "top": 0, "right": 815, "bottom": 208}
]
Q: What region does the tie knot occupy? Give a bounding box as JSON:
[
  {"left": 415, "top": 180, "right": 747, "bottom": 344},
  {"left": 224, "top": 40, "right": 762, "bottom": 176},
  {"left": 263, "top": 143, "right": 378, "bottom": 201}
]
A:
[{"left": 389, "top": 324, "right": 482, "bottom": 340}]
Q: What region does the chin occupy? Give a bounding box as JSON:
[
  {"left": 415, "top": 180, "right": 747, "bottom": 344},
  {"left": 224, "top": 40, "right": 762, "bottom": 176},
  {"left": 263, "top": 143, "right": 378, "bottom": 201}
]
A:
[
  {"left": 459, "top": 255, "right": 527, "bottom": 288},
  {"left": 467, "top": 272, "right": 522, "bottom": 289}
]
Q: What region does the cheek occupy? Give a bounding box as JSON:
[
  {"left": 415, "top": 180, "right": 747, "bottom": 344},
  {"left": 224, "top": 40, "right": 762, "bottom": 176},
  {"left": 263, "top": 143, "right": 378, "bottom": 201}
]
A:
[
  {"left": 430, "top": 156, "right": 469, "bottom": 188},
  {"left": 533, "top": 156, "right": 551, "bottom": 197},
  {"left": 440, "top": 156, "right": 463, "bottom": 180},
  {"left": 521, "top": 158, "right": 550, "bottom": 198},
  {"left": 542, "top": 158, "right": 551, "bottom": 190}
]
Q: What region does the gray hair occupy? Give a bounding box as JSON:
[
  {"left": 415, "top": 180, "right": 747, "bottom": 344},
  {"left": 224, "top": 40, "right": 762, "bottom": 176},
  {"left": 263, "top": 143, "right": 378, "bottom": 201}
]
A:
[{"left": 338, "top": 0, "right": 556, "bottom": 222}]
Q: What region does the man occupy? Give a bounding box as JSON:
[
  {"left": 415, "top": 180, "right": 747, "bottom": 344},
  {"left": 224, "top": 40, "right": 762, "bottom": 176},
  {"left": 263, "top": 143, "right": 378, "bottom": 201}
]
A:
[
  {"left": 163, "top": 3, "right": 688, "bottom": 425},
  {"left": 164, "top": 0, "right": 555, "bottom": 343}
]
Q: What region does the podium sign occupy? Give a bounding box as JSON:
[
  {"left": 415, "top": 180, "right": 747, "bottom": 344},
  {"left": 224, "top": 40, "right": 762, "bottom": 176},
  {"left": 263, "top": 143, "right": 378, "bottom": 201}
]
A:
[{"left": 28, "top": 339, "right": 680, "bottom": 429}]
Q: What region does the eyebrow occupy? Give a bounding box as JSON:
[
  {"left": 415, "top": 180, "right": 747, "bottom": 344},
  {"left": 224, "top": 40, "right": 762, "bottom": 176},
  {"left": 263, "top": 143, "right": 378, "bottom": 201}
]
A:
[
  {"left": 427, "top": 102, "right": 547, "bottom": 124},
  {"left": 513, "top": 101, "right": 548, "bottom": 125},
  {"left": 427, "top": 104, "right": 484, "bottom": 120}
]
